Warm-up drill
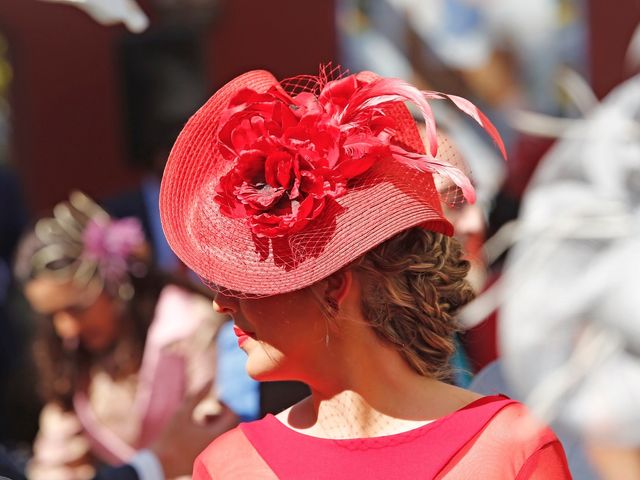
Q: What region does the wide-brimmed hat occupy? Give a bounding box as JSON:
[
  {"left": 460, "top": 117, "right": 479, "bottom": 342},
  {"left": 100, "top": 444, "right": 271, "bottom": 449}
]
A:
[{"left": 160, "top": 67, "right": 504, "bottom": 297}]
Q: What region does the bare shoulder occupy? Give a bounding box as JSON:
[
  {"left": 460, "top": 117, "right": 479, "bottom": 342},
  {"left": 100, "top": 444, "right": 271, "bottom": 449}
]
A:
[
  {"left": 432, "top": 382, "right": 484, "bottom": 416},
  {"left": 453, "top": 385, "right": 484, "bottom": 405}
]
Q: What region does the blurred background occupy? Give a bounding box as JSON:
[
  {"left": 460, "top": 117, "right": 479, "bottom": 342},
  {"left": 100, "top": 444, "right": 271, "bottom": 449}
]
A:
[
  {"left": 0, "top": 0, "right": 638, "bottom": 478},
  {"left": 0, "top": 0, "right": 636, "bottom": 213},
  {"left": 0, "top": 0, "right": 339, "bottom": 452}
]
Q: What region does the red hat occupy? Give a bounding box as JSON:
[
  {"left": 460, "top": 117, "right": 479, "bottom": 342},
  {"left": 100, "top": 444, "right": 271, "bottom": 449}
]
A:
[{"left": 160, "top": 67, "right": 505, "bottom": 297}]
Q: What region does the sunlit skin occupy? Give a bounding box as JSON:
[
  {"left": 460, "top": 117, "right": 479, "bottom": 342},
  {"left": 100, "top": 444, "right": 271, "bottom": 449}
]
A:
[
  {"left": 24, "top": 275, "right": 121, "bottom": 353},
  {"left": 214, "top": 270, "right": 481, "bottom": 439}
]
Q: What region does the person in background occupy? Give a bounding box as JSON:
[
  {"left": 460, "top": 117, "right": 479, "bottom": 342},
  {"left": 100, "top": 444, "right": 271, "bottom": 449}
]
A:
[
  {"left": 0, "top": 384, "right": 234, "bottom": 480},
  {"left": 14, "top": 191, "right": 240, "bottom": 480}
]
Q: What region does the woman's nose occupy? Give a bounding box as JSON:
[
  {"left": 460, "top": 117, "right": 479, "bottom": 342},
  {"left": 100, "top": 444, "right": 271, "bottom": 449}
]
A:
[{"left": 213, "top": 291, "right": 238, "bottom": 314}]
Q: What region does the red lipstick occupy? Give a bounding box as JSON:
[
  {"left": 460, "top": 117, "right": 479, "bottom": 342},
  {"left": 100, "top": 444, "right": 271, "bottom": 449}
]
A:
[{"left": 233, "top": 325, "right": 253, "bottom": 347}]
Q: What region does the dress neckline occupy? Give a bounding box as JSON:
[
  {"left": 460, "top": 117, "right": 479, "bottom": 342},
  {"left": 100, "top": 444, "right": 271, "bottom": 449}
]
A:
[{"left": 261, "top": 394, "right": 508, "bottom": 444}]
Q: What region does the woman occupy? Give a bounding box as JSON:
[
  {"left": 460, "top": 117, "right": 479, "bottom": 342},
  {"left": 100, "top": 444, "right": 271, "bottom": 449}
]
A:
[
  {"left": 159, "top": 68, "right": 571, "bottom": 479},
  {"left": 16, "top": 192, "right": 235, "bottom": 480}
]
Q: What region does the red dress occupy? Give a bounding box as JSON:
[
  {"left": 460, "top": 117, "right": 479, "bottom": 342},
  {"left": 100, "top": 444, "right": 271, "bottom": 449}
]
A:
[{"left": 193, "top": 395, "right": 571, "bottom": 479}]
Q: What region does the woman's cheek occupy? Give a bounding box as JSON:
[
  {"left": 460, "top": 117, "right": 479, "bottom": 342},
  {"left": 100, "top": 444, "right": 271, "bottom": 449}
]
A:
[{"left": 245, "top": 344, "right": 288, "bottom": 381}]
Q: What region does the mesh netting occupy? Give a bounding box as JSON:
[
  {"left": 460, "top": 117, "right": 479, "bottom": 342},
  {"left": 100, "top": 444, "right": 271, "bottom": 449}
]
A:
[
  {"left": 162, "top": 67, "right": 480, "bottom": 298},
  {"left": 279, "top": 62, "right": 349, "bottom": 96}
]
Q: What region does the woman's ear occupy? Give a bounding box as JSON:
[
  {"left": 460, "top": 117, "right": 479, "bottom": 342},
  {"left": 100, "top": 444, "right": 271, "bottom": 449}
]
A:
[{"left": 325, "top": 269, "right": 353, "bottom": 307}]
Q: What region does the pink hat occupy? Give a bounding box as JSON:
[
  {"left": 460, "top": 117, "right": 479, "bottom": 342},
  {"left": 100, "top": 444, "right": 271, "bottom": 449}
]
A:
[{"left": 160, "top": 67, "right": 505, "bottom": 296}]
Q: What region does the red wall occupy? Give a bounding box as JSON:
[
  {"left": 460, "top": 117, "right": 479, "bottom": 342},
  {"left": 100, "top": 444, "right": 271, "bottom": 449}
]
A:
[
  {"left": 0, "top": 0, "right": 336, "bottom": 214},
  {"left": 206, "top": 0, "right": 337, "bottom": 85},
  {"left": 1, "top": 0, "right": 133, "bottom": 214},
  {"left": 588, "top": 0, "right": 640, "bottom": 98}
]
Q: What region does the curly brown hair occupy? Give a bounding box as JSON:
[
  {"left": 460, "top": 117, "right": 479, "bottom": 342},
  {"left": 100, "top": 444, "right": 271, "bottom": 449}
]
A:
[{"left": 351, "top": 227, "right": 475, "bottom": 380}]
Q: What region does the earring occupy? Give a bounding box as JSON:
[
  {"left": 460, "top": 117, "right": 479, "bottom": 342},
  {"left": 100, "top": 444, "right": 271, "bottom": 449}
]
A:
[
  {"left": 326, "top": 296, "right": 338, "bottom": 312},
  {"left": 324, "top": 297, "right": 338, "bottom": 347},
  {"left": 324, "top": 318, "right": 331, "bottom": 347}
]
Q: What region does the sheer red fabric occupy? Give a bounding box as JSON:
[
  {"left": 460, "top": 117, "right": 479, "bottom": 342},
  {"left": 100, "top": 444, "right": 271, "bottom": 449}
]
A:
[{"left": 193, "top": 396, "right": 571, "bottom": 479}]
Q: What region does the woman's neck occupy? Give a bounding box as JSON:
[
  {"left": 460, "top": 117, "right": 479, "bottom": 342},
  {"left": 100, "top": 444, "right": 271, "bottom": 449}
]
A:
[{"left": 279, "top": 325, "right": 479, "bottom": 438}]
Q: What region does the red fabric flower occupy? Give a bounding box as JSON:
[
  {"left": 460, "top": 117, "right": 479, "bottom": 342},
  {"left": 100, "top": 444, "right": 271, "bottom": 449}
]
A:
[
  {"left": 214, "top": 76, "right": 392, "bottom": 238},
  {"left": 213, "top": 71, "right": 502, "bottom": 238}
]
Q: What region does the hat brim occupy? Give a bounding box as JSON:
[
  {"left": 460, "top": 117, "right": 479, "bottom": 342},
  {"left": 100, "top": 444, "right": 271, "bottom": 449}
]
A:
[{"left": 160, "top": 70, "right": 453, "bottom": 296}]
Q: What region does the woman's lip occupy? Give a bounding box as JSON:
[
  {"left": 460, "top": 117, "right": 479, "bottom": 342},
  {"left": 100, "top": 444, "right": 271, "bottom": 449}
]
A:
[{"left": 233, "top": 325, "right": 256, "bottom": 347}]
